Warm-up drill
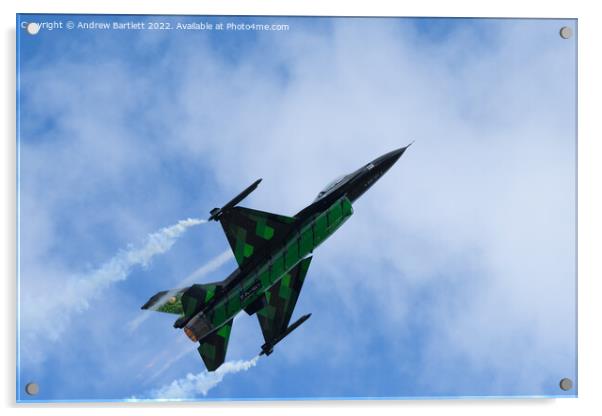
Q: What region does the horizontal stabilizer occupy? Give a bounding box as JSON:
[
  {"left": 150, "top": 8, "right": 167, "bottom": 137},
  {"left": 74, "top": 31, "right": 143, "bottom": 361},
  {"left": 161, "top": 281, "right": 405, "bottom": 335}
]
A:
[{"left": 198, "top": 319, "right": 234, "bottom": 371}]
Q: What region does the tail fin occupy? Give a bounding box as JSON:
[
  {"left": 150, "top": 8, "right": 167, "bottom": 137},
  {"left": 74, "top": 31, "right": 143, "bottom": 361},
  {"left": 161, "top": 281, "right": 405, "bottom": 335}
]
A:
[{"left": 141, "top": 287, "right": 189, "bottom": 315}]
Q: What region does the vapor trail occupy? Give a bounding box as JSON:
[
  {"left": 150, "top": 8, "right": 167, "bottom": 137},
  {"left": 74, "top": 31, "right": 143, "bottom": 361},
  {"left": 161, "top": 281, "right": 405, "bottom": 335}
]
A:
[
  {"left": 70, "top": 218, "right": 207, "bottom": 307},
  {"left": 22, "top": 218, "right": 206, "bottom": 346},
  {"left": 144, "top": 343, "right": 194, "bottom": 384},
  {"left": 127, "top": 249, "right": 233, "bottom": 331},
  {"left": 133, "top": 356, "right": 260, "bottom": 400}
]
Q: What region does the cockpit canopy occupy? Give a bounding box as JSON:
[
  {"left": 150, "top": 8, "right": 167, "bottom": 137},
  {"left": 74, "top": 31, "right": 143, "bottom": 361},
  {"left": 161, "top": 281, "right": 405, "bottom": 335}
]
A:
[{"left": 314, "top": 175, "right": 347, "bottom": 202}]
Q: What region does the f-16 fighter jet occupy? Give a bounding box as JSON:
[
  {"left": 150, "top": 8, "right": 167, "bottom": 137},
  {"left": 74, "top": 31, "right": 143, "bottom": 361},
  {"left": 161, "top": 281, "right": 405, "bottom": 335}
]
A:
[{"left": 142, "top": 146, "right": 410, "bottom": 371}]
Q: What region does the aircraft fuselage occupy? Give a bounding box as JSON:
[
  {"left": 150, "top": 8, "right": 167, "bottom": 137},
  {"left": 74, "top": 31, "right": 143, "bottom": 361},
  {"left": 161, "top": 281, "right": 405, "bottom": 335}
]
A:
[{"left": 183, "top": 195, "right": 353, "bottom": 342}]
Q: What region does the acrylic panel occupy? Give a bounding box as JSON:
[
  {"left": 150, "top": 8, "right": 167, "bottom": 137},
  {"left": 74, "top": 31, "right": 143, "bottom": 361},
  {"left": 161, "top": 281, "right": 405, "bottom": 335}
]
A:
[{"left": 16, "top": 14, "right": 577, "bottom": 402}]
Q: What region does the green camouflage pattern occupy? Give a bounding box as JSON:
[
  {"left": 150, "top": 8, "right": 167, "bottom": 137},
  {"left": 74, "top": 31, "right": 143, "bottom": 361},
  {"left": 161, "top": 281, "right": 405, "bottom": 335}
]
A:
[
  {"left": 140, "top": 287, "right": 189, "bottom": 315},
  {"left": 218, "top": 207, "right": 297, "bottom": 266},
  {"left": 142, "top": 144, "right": 408, "bottom": 371},
  {"left": 154, "top": 292, "right": 185, "bottom": 315},
  {"left": 181, "top": 283, "right": 221, "bottom": 318},
  {"left": 205, "top": 197, "right": 353, "bottom": 330},
  {"left": 143, "top": 196, "right": 353, "bottom": 370},
  {"left": 197, "top": 318, "right": 233, "bottom": 371},
  {"left": 257, "top": 256, "right": 312, "bottom": 343}
]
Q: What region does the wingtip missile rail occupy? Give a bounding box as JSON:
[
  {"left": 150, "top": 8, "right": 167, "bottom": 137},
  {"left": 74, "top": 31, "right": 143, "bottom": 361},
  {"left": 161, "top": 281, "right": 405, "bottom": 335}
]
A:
[
  {"left": 208, "top": 178, "right": 262, "bottom": 221},
  {"left": 260, "top": 313, "right": 312, "bottom": 356}
]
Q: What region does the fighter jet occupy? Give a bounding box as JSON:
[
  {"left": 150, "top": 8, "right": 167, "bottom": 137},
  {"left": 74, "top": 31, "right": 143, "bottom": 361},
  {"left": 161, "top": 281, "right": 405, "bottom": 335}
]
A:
[{"left": 142, "top": 145, "right": 410, "bottom": 371}]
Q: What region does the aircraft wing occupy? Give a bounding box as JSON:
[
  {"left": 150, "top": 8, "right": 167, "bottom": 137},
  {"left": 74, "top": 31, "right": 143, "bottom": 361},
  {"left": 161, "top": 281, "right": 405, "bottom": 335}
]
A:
[
  {"left": 198, "top": 318, "right": 234, "bottom": 371},
  {"left": 217, "top": 206, "right": 297, "bottom": 267},
  {"left": 257, "top": 256, "right": 312, "bottom": 344}
]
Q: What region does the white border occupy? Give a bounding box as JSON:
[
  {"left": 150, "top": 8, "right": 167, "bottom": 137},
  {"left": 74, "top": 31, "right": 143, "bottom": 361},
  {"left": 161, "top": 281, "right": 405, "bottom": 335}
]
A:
[{"left": 3, "top": 1, "right": 601, "bottom": 415}]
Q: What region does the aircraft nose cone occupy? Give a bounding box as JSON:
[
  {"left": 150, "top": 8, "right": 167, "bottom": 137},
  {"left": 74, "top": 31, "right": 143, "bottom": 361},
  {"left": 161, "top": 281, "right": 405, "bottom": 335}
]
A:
[
  {"left": 346, "top": 144, "right": 411, "bottom": 203},
  {"left": 388, "top": 141, "right": 413, "bottom": 161},
  {"left": 374, "top": 144, "right": 411, "bottom": 170},
  {"left": 386, "top": 147, "right": 405, "bottom": 164}
]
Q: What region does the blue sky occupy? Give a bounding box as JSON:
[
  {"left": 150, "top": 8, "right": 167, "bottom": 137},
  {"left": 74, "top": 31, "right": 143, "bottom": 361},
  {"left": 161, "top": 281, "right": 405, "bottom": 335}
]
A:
[{"left": 17, "top": 15, "right": 577, "bottom": 401}]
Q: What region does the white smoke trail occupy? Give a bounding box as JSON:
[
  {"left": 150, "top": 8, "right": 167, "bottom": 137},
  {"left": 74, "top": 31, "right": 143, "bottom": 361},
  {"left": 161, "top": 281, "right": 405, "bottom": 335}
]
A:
[
  {"left": 134, "top": 356, "right": 260, "bottom": 400},
  {"left": 22, "top": 218, "right": 206, "bottom": 344},
  {"left": 127, "top": 249, "right": 233, "bottom": 331},
  {"left": 73, "top": 218, "right": 206, "bottom": 300}
]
